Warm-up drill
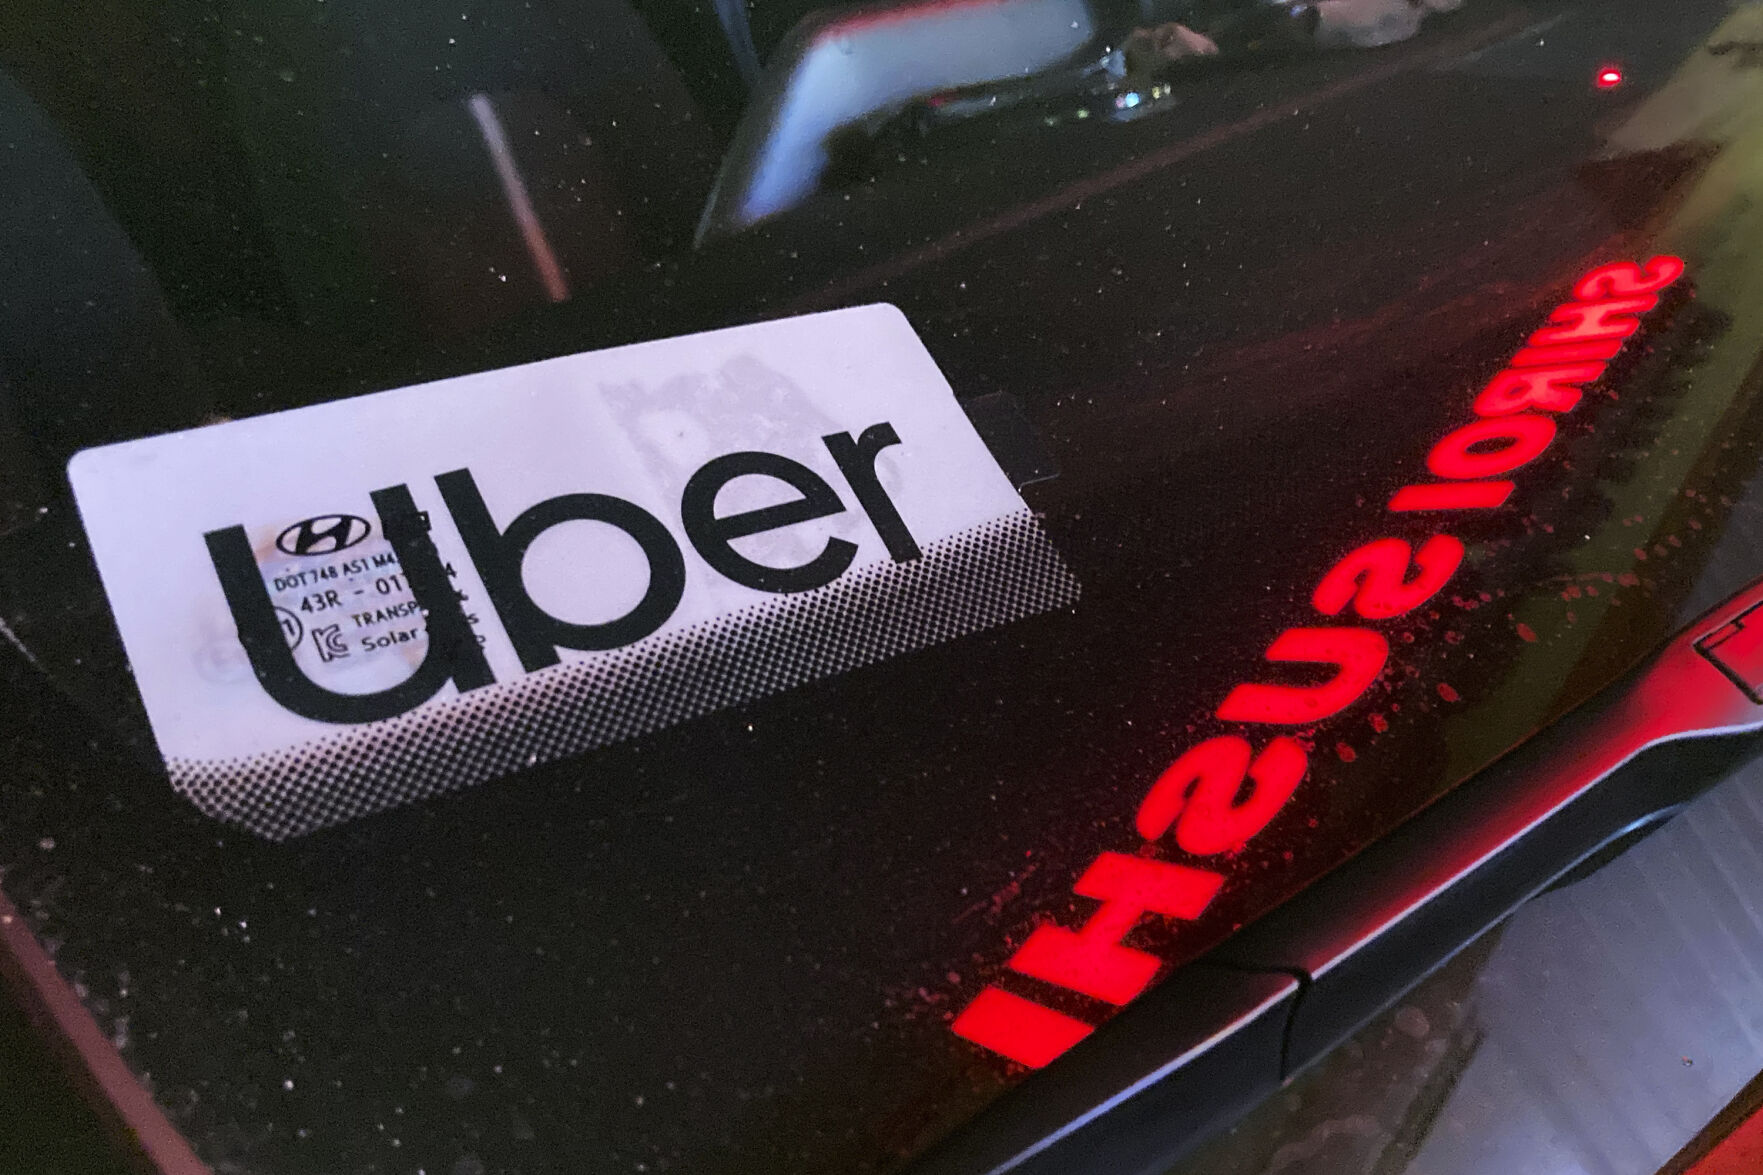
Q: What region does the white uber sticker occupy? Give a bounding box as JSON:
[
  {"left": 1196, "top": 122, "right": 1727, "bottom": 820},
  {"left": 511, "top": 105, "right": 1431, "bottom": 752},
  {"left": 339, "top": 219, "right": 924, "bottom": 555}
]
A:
[{"left": 70, "top": 305, "right": 1080, "bottom": 839}]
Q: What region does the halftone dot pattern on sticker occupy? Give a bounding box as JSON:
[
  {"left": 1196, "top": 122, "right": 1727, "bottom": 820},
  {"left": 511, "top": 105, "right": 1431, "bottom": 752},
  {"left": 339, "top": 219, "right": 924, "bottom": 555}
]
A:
[{"left": 169, "top": 510, "right": 1080, "bottom": 839}]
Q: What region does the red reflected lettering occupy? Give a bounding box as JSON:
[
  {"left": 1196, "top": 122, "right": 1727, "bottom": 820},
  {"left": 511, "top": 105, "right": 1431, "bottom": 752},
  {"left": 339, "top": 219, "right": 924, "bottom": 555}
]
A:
[
  {"left": 1572, "top": 255, "right": 1685, "bottom": 300},
  {"left": 1473, "top": 363, "right": 1604, "bottom": 416},
  {"left": 1312, "top": 536, "right": 1465, "bottom": 620},
  {"left": 1510, "top": 337, "right": 1625, "bottom": 367},
  {"left": 950, "top": 986, "right": 1094, "bottom": 1069},
  {"left": 1006, "top": 853, "right": 1223, "bottom": 1004},
  {"left": 1137, "top": 736, "right": 1246, "bottom": 842},
  {"left": 1215, "top": 627, "right": 1390, "bottom": 725},
  {"left": 951, "top": 258, "right": 1684, "bottom": 1070},
  {"left": 1529, "top": 295, "right": 1656, "bottom": 345},
  {"left": 1388, "top": 480, "right": 1515, "bottom": 512},
  {"left": 1426, "top": 414, "right": 1557, "bottom": 481},
  {"left": 1135, "top": 734, "right": 1310, "bottom": 855}
]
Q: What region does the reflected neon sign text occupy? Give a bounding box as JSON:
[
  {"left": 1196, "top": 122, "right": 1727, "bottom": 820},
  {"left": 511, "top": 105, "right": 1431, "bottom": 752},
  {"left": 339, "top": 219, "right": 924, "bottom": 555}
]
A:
[{"left": 950, "top": 256, "right": 1687, "bottom": 1067}]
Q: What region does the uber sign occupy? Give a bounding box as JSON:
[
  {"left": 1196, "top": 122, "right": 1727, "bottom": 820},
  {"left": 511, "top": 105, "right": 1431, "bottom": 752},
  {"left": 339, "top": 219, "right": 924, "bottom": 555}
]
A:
[{"left": 69, "top": 306, "right": 1079, "bottom": 838}]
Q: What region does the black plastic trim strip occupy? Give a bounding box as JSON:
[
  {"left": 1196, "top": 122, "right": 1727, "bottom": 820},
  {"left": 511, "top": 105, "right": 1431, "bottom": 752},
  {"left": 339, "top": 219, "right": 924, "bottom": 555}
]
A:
[
  {"left": 915, "top": 575, "right": 1763, "bottom": 1175},
  {"left": 1212, "top": 577, "right": 1763, "bottom": 1075},
  {"left": 907, "top": 965, "right": 1296, "bottom": 1175}
]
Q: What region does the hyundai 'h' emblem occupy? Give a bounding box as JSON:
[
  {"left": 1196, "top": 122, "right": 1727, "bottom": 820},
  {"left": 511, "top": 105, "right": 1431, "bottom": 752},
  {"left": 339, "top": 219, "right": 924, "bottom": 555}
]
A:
[{"left": 275, "top": 514, "right": 372, "bottom": 557}]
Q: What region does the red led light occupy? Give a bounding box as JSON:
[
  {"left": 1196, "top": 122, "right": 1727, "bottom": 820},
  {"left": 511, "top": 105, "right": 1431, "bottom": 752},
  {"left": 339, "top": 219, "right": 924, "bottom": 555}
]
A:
[
  {"left": 1137, "top": 735, "right": 1247, "bottom": 841},
  {"left": 1216, "top": 627, "right": 1390, "bottom": 726},
  {"left": 1474, "top": 364, "right": 1603, "bottom": 416},
  {"left": 1510, "top": 337, "right": 1626, "bottom": 368},
  {"left": 1531, "top": 295, "right": 1655, "bottom": 346},
  {"left": 1009, "top": 920, "right": 1162, "bottom": 1007},
  {"left": 1595, "top": 65, "right": 1624, "bottom": 89},
  {"left": 1426, "top": 413, "right": 1557, "bottom": 481},
  {"left": 1388, "top": 480, "right": 1516, "bottom": 512},
  {"left": 951, "top": 986, "right": 1094, "bottom": 1069},
  {"left": 1076, "top": 852, "right": 1224, "bottom": 922},
  {"left": 1574, "top": 257, "right": 1683, "bottom": 300},
  {"left": 949, "top": 257, "right": 1688, "bottom": 1071},
  {"left": 1136, "top": 734, "right": 1310, "bottom": 855},
  {"left": 1312, "top": 536, "right": 1466, "bottom": 620},
  {"left": 1007, "top": 854, "right": 1223, "bottom": 1005}
]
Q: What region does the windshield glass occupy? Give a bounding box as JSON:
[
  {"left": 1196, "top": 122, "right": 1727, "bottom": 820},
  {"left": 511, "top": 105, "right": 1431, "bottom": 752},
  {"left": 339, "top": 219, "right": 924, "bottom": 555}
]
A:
[{"left": 6, "top": 1, "right": 1763, "bottom": 1172}]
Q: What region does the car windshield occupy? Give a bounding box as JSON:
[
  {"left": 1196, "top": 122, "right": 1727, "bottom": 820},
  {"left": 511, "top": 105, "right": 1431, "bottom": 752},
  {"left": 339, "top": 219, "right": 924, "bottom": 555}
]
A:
[{"left": 6, "top": 2, "right": 1763, "bottom": 1173}]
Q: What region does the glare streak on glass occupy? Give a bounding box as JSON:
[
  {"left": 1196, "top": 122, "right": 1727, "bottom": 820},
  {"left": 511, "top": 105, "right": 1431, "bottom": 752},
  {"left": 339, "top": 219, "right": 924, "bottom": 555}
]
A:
[{"left": 465, "top": 93, "right": 571, "bottom": 304}]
